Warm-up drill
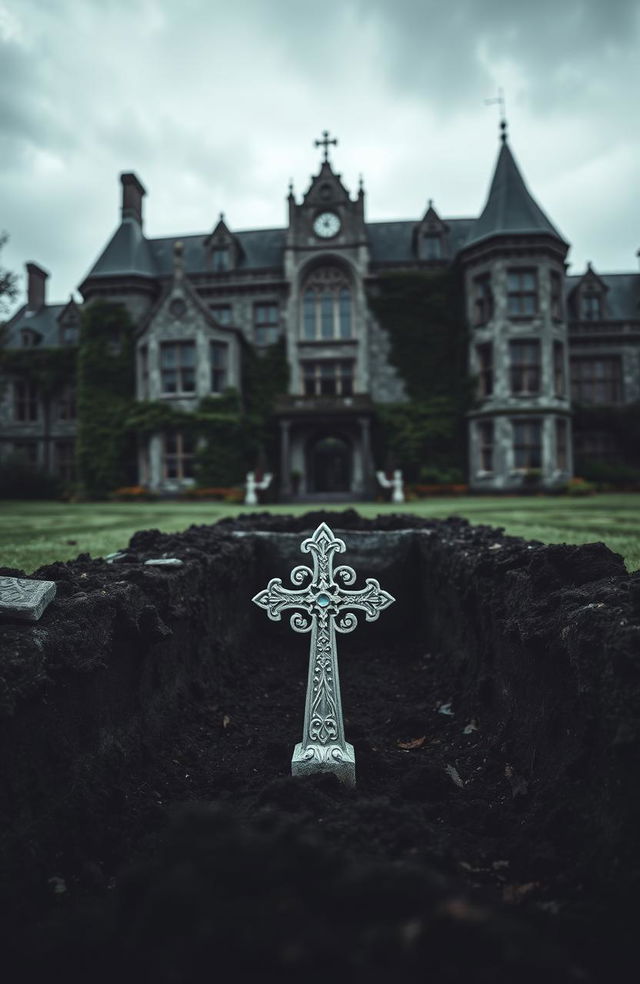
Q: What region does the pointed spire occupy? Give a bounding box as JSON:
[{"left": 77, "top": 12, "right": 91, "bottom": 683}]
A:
[{"left": 465, "top": 134, "right": 565, "bottom": 248}]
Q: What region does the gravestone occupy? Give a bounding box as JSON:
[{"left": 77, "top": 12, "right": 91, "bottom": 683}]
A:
[
  {"left": 252, "top": 522, "right": 395, "bottom": 785},
  {"left": 0, "top": 575, "right": 56, "bottom": 622},
  {"left": 144, "top": 558, "right": 184, "bottom": 567}
]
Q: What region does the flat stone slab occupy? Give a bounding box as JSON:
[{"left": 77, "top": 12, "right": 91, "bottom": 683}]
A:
[
  {"left": 0, "top": 576, "right": 57, "bottom": 622},
  {"left": 144, "top": 558, "right": 184, "bottom": 567}
]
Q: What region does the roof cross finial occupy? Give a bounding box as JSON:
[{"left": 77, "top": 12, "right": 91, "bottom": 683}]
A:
[
  {"left": 485, "top": 87, "right": 508, "bottom": 141},
  {"left": 314, "top": 129, "right": 338, "bottom": 163}
]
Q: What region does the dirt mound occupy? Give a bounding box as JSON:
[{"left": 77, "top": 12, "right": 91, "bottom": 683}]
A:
[{"left": 1, "top": 511, "right": 638, "bottom": 982}]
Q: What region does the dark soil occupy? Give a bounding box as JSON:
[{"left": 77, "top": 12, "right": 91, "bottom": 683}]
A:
[{"left": 1, "top": 510, "right": 639, "bottom": 983}]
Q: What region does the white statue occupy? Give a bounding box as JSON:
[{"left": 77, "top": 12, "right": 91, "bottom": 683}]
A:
[
  {"left": 376, "top": 468, "right": 404, "bottom": 504},
  {"left": 245, "top": 470, "right": 273, "bottom": 506}
]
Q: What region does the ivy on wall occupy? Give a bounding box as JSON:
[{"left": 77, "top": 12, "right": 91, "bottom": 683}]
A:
[
  {"left": 76, "top": 300, "right": 136, "bottom": 498},
  {"left": 122, "top": 341, "right": 290, "bottom": 488},
  {"left": 0, "top": 346, "right": 76, "bottom": 397},
  {"left": 368, "top": 269, "right": 471, "bottom": 481},
  {"left": 573, "top": 402, "right": 640, "bottom": 483}
]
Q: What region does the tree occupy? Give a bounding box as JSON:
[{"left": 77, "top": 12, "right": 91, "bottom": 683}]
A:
[{"left": 0, "top": 232, "right": 18, "bottom": 322}]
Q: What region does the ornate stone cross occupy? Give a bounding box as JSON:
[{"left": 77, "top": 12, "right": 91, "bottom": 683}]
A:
[{"left": 252, "top": 523, "right": 395, "bottom": 785}]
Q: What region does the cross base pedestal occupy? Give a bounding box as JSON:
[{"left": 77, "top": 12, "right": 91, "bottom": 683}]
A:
[{"left": 291, "top": 741, "right": 356, "bottom": 787}]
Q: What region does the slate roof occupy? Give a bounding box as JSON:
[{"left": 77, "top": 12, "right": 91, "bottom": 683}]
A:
[
  {"left": 84, "top": 216, "right": 479, "bottom": 283},
  {"left": 149, "top": 227, "right": 287, "bottom": 276},
  {"left": 465, "top": 139, "right": 566, "bottom": 248},
  {"left": 566, "top": 272, "right": 640, "bottom": 321},
  {"left": 367, "top": 218, "right": 475, "bottom": 263},
  {"left": 3, "top": 303, "right": 67, "bottom": 348},
  {"left": 81, "top": 218, "right": 157, "bottom": 281}
]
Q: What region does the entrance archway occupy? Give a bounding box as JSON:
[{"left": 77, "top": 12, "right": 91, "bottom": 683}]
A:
[{"left": 307, "top": 435, "right": 352, "bottom": 493}]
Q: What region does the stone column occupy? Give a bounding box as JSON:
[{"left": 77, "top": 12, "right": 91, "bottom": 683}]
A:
[
  {"left": 280, "top": 420, "right": 291, "bottom": 497},
  {"left": 359, "top": 416, "right": 373, "bottom": 498}
]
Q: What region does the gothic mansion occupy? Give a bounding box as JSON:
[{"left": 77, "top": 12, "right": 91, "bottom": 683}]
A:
[{"left": 2, "top": 129, "right": 639, "bottom": 498}]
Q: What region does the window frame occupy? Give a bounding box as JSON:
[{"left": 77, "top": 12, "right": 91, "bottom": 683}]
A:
[
  {"left": 512, "top": 418, "right": 543, "bottom": 470},
  {"left": 477, "top": 419, "right": 494, "bottom": 473},
  {"left": 476, "top": 341, "right": 494, "bottom": 397},
  {"left": 550, "top": 271, "right": 563, "bottom": 320},
  {"left": 509, "top": 339, "right": 541, "bottom": 396},
  {"left": 507, "top": 268, "right": 538, "bottom": 318},
  {"left": 253, "top": 302, "right": 279, "bottom": 345},
  {"left": 422, "top": 232, "right": 443, "bottom": 260},
  {"left": 163, "top": 432, "right": 196, "bottom": 482},
  {"left": 473, "top": 273, "right": 493, "bottom": 326},
  {"left": 302, "top": 359, "right": 355, "bottom": 397},
  {"left": 570, "top": 356, "right": 623, "bottom": 405},
  {"left": 301, "top": 268, "right": 353, "bottom": 342},
  {"left": 553, "top": 340, "right": 566, "bottom": 397},
  {"left": 582, "top": 292, "right": 603, "bottom": 321},
  {"left": 13, "top": 380, "right": 39, "bottom": 422},
  {"left": 210, "top": 340, "right": 229, "bottom": 394},
  {"left": 211, "top": 246, "right": 230, "bottom": 272},
  {"left": 159, "top": 340, "right": 197, "bottom": 396},
  {"left": 58, "top": 385, "right": 76, "bottom": 421}
]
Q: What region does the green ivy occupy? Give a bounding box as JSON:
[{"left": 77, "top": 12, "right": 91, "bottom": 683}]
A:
[
  {"left": 76, "top": 300, "right": 136, "bottom": 498},
  {"left": 122, "top": 343, "right": 289, "bottom": 487},
  {"left": 368, "top": 269, "right": 471, "bottom": 479},
  {"left": 0, "top": 346, "right": 76, "bottom": 396},
  {"left": 573, "top": 402, "right": 640, "bottom": 478}
]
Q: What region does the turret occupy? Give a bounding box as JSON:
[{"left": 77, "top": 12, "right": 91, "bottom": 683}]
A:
[{"left": 460, "top": 123, "right": 572, "bottom": 491}]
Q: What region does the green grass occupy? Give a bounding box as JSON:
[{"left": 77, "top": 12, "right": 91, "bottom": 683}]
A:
[{"left": 0, "top": 494, "right": 639, "bottom": 574}]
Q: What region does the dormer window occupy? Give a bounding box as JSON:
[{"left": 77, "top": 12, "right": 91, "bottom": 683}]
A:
[
  {"left": 582, "top": 292, "right": 602, "bottom": 320},
  {"left": 60, "top": 320, "right": 79, "bottom": 345},
  {"left": 422, "top": 233, "right": 442, "bottom": 260},
  {"left": 211, "top": 247, "right": 230, "bottom": 272},
  {"left": 21, "top": 328, "right": 39, "bottom": 347}
]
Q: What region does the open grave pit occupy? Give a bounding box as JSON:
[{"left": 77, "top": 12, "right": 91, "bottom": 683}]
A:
[{"left": 1, "top": 509, "right": 639, "bottom": 982}]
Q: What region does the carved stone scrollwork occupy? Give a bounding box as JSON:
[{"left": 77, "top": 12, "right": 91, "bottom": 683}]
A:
[{"left": 252, "top": 523, "right": 395, "bottom": 786}]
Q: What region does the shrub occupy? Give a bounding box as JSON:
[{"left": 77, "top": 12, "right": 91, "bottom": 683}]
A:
[
  {"left": 109, "top": 486, "right": 157, "bottom": 501},
  {"left": 406, "top": 482, "right": 469, "bottom": 498},
  {"left": 562, "top": 477, "right": 597, "bottom": 496},
  {"left": 179, "top": 486, "right": 243, "bottom": 503},
  {"left": 575, "top": 458, "right": 640, "bottom": 489},
  {"left": 0, "top": 453, "right": 62, "bottom": 499},
  {"left": 418, "top": 465, "right": 464, "bottom": 485}
]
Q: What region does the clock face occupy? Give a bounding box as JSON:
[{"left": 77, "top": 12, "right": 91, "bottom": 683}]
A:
[{"left": 313, "top": 211, "right": 341, "bottom": 238}]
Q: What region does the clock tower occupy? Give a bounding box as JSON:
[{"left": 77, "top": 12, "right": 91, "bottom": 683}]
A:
[{"left": 278, "top": 133, "right": 375, "bottom": 500}]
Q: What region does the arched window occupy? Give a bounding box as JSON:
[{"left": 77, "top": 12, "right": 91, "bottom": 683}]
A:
[{"left": 301, "top": 267, "right": 352, "bottom": 341}]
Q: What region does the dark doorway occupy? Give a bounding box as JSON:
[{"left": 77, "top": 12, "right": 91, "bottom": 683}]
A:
[{"left": 308, "top": 435, "right": 351, "bottom": 493}]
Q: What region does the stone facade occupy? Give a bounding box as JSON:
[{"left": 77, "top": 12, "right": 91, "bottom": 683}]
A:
[{"left": 2, "top": 132, "right": 639, "bottom": 497}]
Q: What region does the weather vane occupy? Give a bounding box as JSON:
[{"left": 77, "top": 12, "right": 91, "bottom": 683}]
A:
[{"left": 485, "top": 88, "right": 508, "bottom": 140}]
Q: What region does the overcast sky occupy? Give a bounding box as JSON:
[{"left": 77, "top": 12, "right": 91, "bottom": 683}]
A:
[{"left": 1, "top": 0, "right": 639, "bottom": 307}]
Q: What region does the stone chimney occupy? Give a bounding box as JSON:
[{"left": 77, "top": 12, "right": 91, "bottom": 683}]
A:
[
  {"left": 120, "top": 172, "right": 146, "bottom": 225},
  {"left": 25, "top": 262, "right": 49, "bottom": 311}
]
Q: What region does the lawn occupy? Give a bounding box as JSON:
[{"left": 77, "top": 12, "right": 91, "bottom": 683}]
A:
[{"left": 0, "top": 494, "right": 639, "bottom": 574}]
